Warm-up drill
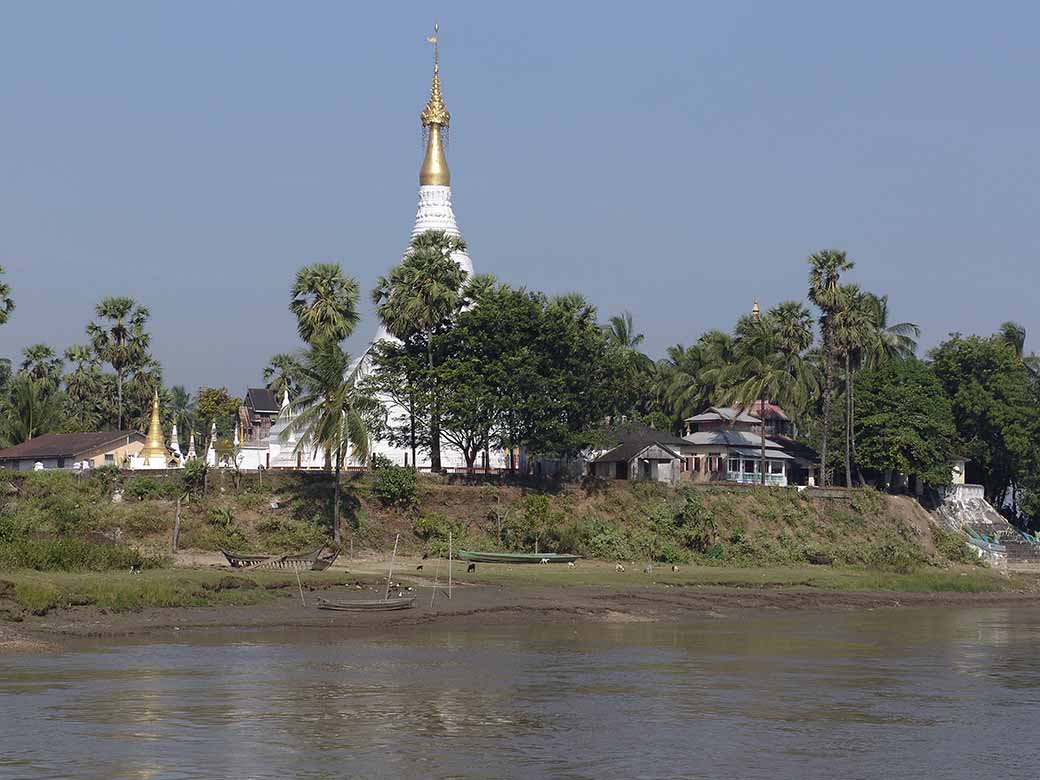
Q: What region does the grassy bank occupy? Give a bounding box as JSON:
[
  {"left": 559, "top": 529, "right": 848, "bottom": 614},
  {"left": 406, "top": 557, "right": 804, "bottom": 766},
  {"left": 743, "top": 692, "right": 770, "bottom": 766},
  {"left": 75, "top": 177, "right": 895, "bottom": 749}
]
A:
[
  {"left": 0, "top": 569, "right": 363, "bottom": 616},
  {"left": 416, "top": 559, "right": 1016, "bottom": 594},
  {"left": 0, "top": 468, "right": 983, "bottom": 585}
]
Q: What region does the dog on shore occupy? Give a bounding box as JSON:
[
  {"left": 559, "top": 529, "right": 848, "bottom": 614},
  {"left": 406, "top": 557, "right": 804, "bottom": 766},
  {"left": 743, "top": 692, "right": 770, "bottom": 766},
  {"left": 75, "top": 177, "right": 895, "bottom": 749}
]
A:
[
  {"left": 615, "top": 563, "right": 625, "bottom": 573},
  {"left": 467, "top": 562, "right": 476, "bottom": 573}
]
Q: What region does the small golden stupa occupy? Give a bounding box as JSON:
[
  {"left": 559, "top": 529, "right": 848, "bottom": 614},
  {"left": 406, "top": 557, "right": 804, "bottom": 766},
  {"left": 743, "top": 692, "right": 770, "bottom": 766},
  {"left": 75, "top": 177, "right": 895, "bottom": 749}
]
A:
[{"left": 138, "top": 391, "right": 167, "bottom": 460}]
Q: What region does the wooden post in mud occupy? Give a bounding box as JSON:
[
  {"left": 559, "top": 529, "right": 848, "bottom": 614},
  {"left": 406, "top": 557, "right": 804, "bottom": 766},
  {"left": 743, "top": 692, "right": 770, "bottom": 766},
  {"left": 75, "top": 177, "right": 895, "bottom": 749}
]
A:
[
  {"left": 295, "top": 569, "right": 306, "bottom": 607},
  {"left": 429, "top": 557, "right": 441, "bottom": 608},
  {"left": 448, "top": 531, "right": 453, "bottom": 600},
  {"left": 171, "top": 494, "right": 183, "bottom": 553},
  {"left": 349, "top": 537, "right": 354, "bottom": 562},
  {"left": 384, "top": 533, "right": 400, "bottom": 600}
]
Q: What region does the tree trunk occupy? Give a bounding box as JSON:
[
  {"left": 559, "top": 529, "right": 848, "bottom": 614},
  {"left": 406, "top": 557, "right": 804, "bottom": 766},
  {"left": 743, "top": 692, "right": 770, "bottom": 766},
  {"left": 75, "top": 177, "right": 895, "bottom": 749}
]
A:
[
  {"left": 333, "top": 461, "right": 342, "bottom": 544},
  {"left": 427, "top": 341, "right": 441, "bottom": 472},
  {"left": 409, "top": 394, "right": 417, "bottom": 471},
  {"left": 844, "top": 353, "right": 852, "bottom": 489},
  {"left": 820, "top": 326, "right": 832, "bottom": 487},
  {"left": 760, "top": 394, "right": 767, "bottom": 486},
  {"left": 849, "top": 365, "right": 864, "bottom": 486},
  {"left": 116, "top": 371, "right": 123, "bottom": 430}
]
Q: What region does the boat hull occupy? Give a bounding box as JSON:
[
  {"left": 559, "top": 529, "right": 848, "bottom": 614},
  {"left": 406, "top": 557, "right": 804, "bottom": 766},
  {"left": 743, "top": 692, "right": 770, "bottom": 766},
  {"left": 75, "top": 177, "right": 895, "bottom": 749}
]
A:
[{"left": 316, "top": 596, "right": 415, "bottom": 612}]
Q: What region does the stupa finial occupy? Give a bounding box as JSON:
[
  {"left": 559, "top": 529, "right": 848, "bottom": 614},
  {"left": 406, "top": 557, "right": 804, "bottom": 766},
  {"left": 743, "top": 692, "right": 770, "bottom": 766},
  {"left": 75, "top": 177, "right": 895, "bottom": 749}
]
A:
[{"left": 420, "top": 23, "right": 451, "bottom": 186}]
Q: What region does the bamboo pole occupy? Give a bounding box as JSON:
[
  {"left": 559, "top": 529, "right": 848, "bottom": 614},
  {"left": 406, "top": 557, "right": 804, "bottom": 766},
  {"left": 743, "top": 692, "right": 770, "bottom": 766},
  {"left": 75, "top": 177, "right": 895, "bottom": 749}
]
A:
[
  {"left": 295, "top": 569, "right": 306, "bottom": 607},
  {"left": 448, "top": 531, "right": 453, "bottom": 600},
  {"left": 384, "top": 533, "right": 400, "bottom": 600}
]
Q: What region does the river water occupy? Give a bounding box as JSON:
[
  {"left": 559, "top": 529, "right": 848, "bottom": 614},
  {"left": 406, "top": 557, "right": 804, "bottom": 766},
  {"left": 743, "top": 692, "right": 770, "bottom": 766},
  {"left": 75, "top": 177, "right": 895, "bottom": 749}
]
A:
[{"left": 2, "top": 607, "right": 1040, "bottom": 779}]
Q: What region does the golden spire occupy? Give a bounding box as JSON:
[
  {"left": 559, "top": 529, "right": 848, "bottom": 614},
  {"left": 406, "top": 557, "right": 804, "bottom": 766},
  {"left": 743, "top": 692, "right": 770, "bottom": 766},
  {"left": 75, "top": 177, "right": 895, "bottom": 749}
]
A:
[
  {"left": 420, "top": 23, "right": 451, "bottom": 186},
  {"left": 751, "top": 299, "right": 761, "bottom": 322},
  {"left": 139, "top": 390, "right": 167, "bottom": 459}
]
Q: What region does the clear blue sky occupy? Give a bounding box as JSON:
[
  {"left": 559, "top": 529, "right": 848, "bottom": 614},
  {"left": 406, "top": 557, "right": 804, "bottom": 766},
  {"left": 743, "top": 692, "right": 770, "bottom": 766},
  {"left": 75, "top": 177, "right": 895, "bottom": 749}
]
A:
[{"left": 2, "top": 1, "right": 1037, "bottom": 391}]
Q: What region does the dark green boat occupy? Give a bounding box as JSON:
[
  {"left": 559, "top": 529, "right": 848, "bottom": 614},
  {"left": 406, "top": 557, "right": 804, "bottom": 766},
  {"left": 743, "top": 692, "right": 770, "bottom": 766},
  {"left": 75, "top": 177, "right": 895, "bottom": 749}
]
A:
[{"left": 456, "top": 550, "right": 579, "bottom": 564}]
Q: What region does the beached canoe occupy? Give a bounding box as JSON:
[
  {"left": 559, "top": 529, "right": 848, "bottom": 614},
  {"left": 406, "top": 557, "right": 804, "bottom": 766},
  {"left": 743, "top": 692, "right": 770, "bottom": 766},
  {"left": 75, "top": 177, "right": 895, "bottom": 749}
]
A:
[
  {"left": 456, "top": 550, "right": 579, "bottom": 564},
  {"left": 316, "top": 595, "right": 416, "bottom": 612},
  {"left": 221, "top": 546, "right": 339, "bottom": 571}
]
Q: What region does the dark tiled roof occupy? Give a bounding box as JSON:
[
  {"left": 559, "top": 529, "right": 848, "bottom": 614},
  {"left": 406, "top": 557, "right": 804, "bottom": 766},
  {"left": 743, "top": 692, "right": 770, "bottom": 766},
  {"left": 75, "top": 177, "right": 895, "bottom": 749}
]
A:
[
  {"left": 0, "top": 431, "right": 142, "bottom": 460},
  {"left": 771, "top": 435, "right": 819, "bottom": 463},
  {"left": 593, "top": 440, "right": 680, "bottom": 463},
  {"left": 246, "top": 388, "right": 280, "bottom": 414},
  {"left": 605, "top": 422, "right": 689, "bottom": 449}
]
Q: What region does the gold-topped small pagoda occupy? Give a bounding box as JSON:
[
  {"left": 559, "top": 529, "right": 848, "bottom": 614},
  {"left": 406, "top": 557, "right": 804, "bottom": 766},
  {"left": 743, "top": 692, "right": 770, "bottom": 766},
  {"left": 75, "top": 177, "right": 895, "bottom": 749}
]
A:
[{"left": 138, "top": 391, "right": 168, "bottom": 461}]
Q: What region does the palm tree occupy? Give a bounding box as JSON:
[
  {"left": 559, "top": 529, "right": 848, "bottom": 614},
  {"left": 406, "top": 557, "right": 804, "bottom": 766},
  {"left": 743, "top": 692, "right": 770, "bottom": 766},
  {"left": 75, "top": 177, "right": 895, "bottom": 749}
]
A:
[
  {"left": 284, "top": 341, "right": 369, "bottom": 543},
  {"left": 20, "top": 344, "right": 63, "bottom": 388},
  {"left": 0, "top": 266, "right": 13, "bottom": 326},
  {"left": 808, "top": 249, "right": 855, "bottom": 486},
  {"left": 864, "top": 294, "right": 919, "bottom": 366},
  {"left": 263, "top": 352, "right": 304, "bottom": 398},
  {"left": 372, "top": 230, "right": 468, "bottom": 472},
  {"left": 290, "top": 263, "right": 361, "bottom": 346},
  {"left": 0, "top": 374, "right": 65, "bottom": 445},
  {"left": 722, "top": 316, "right": 807, "bottom": 484},
  {"left": 87, "top": 297, "right": 151, "bottom": 430},
  {"left": 832, "top": 285, "right": 874, "bottom": 487},
  {"left": 169, "top": 385, "right": 195, "bottom": 442},
  {"left": 769, "top": 301, "right": 814, "bottom": 356},
  {"left": 998, "top": 321, "right": 1040, "bottom": 375},
  {"left": 63, "top": 345, "right": 102, "bottom": 430}
]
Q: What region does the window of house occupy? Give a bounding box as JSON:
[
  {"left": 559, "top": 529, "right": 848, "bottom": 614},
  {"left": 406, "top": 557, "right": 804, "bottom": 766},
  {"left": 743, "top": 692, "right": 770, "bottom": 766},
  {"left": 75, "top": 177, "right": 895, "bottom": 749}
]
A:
[
  {"left": 769, "top": 461, "right": 785, "bottom": 475},
  {"left": 744, "top": 459, "right": 757, "bottom": 473},
  {"left": 728, "top": 458, "right": 741, "bottom": 473},
  {"left": 57, "top": 457, "right": 66, "bottom": 469},
  {"left": 105, "top": 454, "right": 115, "bottom": 465}
]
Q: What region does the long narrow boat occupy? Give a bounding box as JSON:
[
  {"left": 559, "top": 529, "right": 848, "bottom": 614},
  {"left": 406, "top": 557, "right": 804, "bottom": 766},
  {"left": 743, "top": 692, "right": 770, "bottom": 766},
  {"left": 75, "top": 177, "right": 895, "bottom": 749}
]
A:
[
  {"left": 456, "top": 550, "right": 579, "bottom": 564},
  {"left": 316, "top": 595, "right": 416, "bottom": 612},
  {"left": 221, "top": 547, "right": 339, "bottom": 571}
]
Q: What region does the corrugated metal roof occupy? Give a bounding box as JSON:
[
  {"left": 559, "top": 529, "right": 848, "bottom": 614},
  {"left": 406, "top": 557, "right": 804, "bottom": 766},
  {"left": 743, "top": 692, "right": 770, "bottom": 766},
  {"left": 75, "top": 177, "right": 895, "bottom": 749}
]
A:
[{"left": 0, "top": 431, "right": 143, "bottom": 460}]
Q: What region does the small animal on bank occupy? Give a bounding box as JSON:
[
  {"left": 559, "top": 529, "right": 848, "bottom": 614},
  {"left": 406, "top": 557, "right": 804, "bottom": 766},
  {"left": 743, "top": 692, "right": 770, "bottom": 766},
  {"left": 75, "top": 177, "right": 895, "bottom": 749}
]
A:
[
  {"left": 416, "top": 564, "right": 423, "bottom": 571},
  {"left": 129, "top": 564, "right": 141, "bottom": 574},
  {"left": 539, "top": 558, "right": 550, "bottom": 564},
  {"left": 467, "top": 562, "right": 476, "bottom": 573},
  {"left": 643, "top": 565, "right": 653, "bottom": 574},
  {"left": 567, "top": 561, "right": 576, "bottom": 568},
  {"left": 615, "top": 563, "right": 625, "bottom": 573},
  {"left": 671, "top": 565, "right": 679, "bottom": 573},
  {"left": 421, "top": 551, "right": 429, "bottom": 560}
]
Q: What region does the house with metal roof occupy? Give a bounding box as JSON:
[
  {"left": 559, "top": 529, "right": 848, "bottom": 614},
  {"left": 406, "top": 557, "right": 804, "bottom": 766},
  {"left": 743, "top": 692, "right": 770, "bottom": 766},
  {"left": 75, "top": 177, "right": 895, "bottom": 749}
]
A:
[
  {"left": 590, "top": 440, "right": 682, "bottom": 484},
  {"left": 0, "top": 431, "right": 146, "bottom": 471}
]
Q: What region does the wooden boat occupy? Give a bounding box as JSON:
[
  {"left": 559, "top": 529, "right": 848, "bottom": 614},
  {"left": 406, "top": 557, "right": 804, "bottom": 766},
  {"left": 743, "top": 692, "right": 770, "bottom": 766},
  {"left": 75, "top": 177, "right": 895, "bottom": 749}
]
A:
[
  {"left": 316, "top": 595, "right": 416, "bottom": 612},
  {"left": 221, "top": 546, "right": 339, "bottom": 571},
  {"left": 456, "top": 549, "right": 579, "bottom": 564}
]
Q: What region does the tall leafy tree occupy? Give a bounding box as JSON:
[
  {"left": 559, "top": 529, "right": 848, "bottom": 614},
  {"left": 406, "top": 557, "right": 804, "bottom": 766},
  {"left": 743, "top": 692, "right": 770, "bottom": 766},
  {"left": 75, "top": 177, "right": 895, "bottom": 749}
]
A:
[
  {"left": 87, "top": 296, "right": 151, "bottom": 430},
  {"left": 290, "top": 263, "right": 361, "bottom": 345},
  {"left": 998, "top": 320, "right": 1040, "bottom": 376},
  {"left": 372, "top": 230, "right": 468, "bottom": 472},
  {"left": 855, "top": 359, "right": 955, "bottom": 489},
  {"left": 929, "top": 334, "right": 1040, "bottom": 507},
  {"left": 832, "top": 285, "right": 874, "bottom": 486},
  {"left": 284, "top": 341, "right": 369, "bottom": 543},
  {"left": 168, "top": 385, "right": 195, "bottom": 441},
  {"left": 808, "top": 249, "right": 854, "bottom": 485}
]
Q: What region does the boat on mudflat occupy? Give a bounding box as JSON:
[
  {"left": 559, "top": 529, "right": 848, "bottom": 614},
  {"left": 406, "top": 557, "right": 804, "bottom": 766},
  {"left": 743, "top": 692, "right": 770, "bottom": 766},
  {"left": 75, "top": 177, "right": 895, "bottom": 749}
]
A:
[
  {"left": 316, "top": 595, "right": 416, "bottom": 612},
  {"left": 221, "top": 546, "right": 339, "bottom": 571},
  {"left": 456, "top": 550, "right": 579, "bottom": 564}
]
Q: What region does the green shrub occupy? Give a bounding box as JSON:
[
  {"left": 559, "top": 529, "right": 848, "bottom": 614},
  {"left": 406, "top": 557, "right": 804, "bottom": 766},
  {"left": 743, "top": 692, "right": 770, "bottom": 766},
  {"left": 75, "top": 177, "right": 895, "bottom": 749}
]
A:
[
  {"left": 413, "top": 512, "right": 466, "bottom": 556},
  {"left": 182, "top": 459, "right": 208, "bottom": 495},
  {"left": 934, "top": 527, "right": 981, "bottom": 565},
  {"left": 0, "top": 538, "right": 151, "bottom": 571},
  {"left": 863, "top": 541, "right": 924, "bottom": 574},
  {"left": 255, "top": 517, "right": 326, "bottom": 552},
  {"left": 89, "top": 465, "right": 123, "bottom": 496},
  {"left": 373, "top": 457, "right": 419, "bottom": 510},
  {"left": 850, "top": 487, "right": 886, "bottom": 517},
  {"left": 125, "top": 476, "right": 166, "bottom": 501}
]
